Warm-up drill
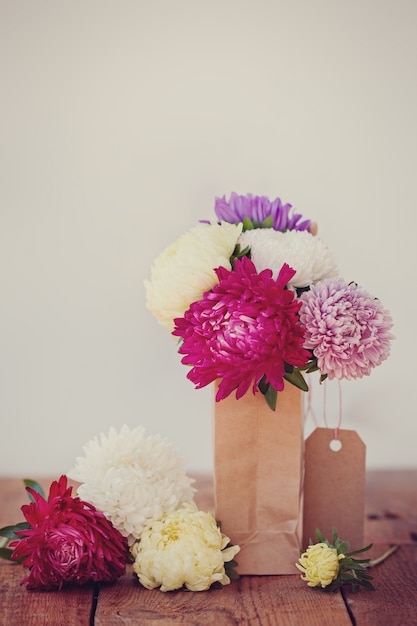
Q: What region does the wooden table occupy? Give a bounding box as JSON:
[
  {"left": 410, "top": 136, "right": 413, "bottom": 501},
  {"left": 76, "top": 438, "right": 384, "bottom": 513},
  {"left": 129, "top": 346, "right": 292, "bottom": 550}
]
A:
[{"left": 1, "top": 471, "right": 416, "bottom": 625}]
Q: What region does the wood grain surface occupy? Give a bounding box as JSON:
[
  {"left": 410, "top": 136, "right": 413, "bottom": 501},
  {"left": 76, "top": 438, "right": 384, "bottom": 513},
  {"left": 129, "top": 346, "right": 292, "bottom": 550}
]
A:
[{"left": 1, "top": 471, "right": 416, "bottom": 626}]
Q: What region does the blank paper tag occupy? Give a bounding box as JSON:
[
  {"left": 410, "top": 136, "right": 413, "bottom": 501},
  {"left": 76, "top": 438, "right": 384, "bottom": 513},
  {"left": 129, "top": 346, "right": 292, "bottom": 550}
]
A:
[{"left": 302, "top": 428, "right": 366, "bottom": 551}]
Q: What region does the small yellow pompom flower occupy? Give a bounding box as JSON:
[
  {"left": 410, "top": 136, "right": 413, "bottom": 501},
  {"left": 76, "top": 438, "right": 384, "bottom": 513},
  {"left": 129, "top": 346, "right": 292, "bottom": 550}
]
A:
[{"left": 296, "top": 542, "right": 344, "bottom": 588}]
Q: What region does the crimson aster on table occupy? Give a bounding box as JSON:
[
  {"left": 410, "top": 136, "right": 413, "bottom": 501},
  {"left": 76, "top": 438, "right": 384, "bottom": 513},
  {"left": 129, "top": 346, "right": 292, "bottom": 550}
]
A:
[{"left": 9, "top": 476, "right": 128, "bottom": 590}]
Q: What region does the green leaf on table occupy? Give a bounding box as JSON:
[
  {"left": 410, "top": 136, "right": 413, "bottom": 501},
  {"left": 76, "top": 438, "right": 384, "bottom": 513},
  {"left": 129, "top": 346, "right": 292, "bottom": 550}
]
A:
[
  {"left": 23, "top": 479, "right": 46, "bottom": 501},
  {"left": 0, "top": 522, "right": 31, "bottom": 539},
  {"left": 0, "top": 547, "right": 15, "bottom": 560},
  {"left": 335, "top": 540, "right": 351, "bottom": 555},
  {"left": 346, "top": 543, "right": 374, "bottom": 557}
]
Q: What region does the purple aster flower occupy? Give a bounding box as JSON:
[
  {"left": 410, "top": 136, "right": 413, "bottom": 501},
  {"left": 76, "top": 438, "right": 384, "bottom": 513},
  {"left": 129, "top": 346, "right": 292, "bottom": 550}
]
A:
[
  {"left": 172, "top": 256, "right": 310, "bottom": 401},
  {"left": 299, "top": 278, "right": 394, "bottom": 380},
  {"left": 214, "top": 192, "right": 311, "bottom": 232}
]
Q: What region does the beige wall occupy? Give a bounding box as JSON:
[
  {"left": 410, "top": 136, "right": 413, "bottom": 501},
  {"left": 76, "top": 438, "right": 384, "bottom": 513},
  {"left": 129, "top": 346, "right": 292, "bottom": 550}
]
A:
[{"left": 1, "top": 0, "right": 415, "bottom": 475}]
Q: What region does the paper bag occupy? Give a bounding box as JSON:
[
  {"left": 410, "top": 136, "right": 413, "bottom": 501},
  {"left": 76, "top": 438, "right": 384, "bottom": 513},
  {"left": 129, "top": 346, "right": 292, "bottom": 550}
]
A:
[{"left": 213, "top": 381, "right": 303, "bottom": 575}]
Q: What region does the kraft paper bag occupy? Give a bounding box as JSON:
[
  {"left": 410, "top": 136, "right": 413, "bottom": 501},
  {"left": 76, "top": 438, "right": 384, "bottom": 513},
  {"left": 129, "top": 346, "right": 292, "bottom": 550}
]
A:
[{"left": 214, "top": 381, "right": 304, "bottom": 575}]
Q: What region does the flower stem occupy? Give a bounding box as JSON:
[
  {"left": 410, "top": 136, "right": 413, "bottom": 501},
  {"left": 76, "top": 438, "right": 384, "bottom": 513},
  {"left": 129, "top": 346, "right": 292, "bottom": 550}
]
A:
[{"left": 367, "top": 545, "right": 398, "bottom": 568}]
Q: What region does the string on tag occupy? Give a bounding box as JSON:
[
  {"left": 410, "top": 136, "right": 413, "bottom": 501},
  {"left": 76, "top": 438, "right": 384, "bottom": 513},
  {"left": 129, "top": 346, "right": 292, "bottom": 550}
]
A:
[
  {"left": 322, "top": 379, "right": 343, "bottom": 441},
  {"left": 304, "top": 373, "right": 318, "bottom": 428}
]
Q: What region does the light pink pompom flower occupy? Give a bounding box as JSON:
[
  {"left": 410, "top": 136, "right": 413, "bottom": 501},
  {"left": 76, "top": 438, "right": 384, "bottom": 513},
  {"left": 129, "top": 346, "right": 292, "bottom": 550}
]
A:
[{"left": 299, "top": 278, "right": 394, "bottom": 380}]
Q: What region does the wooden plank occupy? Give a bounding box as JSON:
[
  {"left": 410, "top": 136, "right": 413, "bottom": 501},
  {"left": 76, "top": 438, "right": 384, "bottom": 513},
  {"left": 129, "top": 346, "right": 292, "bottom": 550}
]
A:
[
  {"left": 344, "top": 469, "right": 417, "bottom": 626},
  {"left": 364, "top": 470, "right": 417, "bottom": 545},
  {"left": 343, "top": 545, "right": 417, "bottom": 626},
  {"left": 95, "top": 474, "right": 350, "bottom": 626},
  {"left": 1, "top": 471, "right": 416, "bottom": 625},
  {"left": 0, "top": 562, "right": 93, "bottom": 626},
  {"left": 94, "top": 564, "right": 352, "bottom": 626}
]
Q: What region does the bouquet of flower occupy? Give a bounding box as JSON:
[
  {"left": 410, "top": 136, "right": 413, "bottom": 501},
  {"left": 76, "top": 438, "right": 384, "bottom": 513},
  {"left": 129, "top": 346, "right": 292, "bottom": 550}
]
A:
[{"left": 145, "top": 193, "right": 394, "bottom": 409}]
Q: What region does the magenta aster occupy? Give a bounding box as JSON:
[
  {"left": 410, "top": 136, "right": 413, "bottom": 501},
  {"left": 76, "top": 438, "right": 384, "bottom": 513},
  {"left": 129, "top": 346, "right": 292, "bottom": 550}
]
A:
[
  {"left": 299, "top": 278, "right": 394, "bottom": 380},
  {"left": 214, "top": 192, "right": 311, "bottom": 231},
  {"left": 10, "top": 476, "right": 128, "bottom": 590},
  {"left": 172, "top": 256, "right": 310, "bottom": 401}
]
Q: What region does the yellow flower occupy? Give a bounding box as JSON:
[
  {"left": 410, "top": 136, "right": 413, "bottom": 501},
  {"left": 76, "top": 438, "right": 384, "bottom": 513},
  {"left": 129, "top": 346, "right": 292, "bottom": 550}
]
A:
[
  {"left": 144, "top": 222, "right": 242, "bottom": 331},
  {"left": 296, "top": 542, "right": 344, "bottom": 588},
  {"left": 130, "top": 502, "right": 240, "bottom": 592}
]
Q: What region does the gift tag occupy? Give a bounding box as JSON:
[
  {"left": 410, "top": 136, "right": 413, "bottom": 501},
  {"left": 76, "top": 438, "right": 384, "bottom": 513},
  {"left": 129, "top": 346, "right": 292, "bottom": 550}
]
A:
[{"left": 302, "top": 428, "right": 366, "bottom": 551}]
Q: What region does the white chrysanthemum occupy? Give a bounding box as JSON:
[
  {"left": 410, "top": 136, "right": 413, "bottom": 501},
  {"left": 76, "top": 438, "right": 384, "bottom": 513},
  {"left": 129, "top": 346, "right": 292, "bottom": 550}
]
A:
[
  {"left": 144, "top": 221, "right": 242, "bottom": 331},
  {"left": 130, "top": 502, "right": 240, "bottom": 592},
  {"left": 68, "top": 425, "right": 195, "bottom": 545},
  {"left": 238, "top": 229, "right": 338, "bottom": 289}
]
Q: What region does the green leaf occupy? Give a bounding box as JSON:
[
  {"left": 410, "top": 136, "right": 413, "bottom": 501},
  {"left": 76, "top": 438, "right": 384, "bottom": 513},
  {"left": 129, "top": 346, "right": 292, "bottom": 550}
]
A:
[
  {"left": 260, "top": 216, "right": 273, "bottom": 229},
  {"left": 306, "top": 362, "right": 320, "bottom": 374},
  {"left": 284, "top": 369, "right": 309, "bottom": 392},
  {"left": 23, "top": 479, "right": 46, "bottom": 501},
  {"left": 358, "top": 579, "right": 375, "bottom": 591},
  {"left": 237, "top": 245, "right": 251, "bottom": 259},
  {"left": 258, "top": 375, "right": 269, "bottom": 395},
  {"left": 229, "top": 243, "right": 252, "bottom": 269},
  {"left": 315, "top": 529, "right": 326, "bottom": 543},
  {"left": 242, "top": 217, "right": 254, "bottom": 231},
  {"left": 0, "top": 547, "right": 15, "bottom": 561},
  {"left": 264, "top": 385, "right": 277, "bottom": 411},
  {"left": 257, "top": 378, "right": 277, "bottom": 411},
  {"left": 346, "top": 543, "right": 373, "bottom": 557},
  {"left": 0, "top": 522, "right": 31, "bottom": 539},
  {"left": 347, "top": 562, "right": 368, "bottom": 571},
  {"left": 225, "top": 559, "right": 240, "bottom": 580},
  {"left": 336, "top": 541, "right": 351, "bottom": 554}
]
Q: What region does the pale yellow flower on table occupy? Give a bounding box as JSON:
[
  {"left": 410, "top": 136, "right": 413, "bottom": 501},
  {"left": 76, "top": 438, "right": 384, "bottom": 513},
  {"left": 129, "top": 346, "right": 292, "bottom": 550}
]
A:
[
  {"left": 131, "top": 502, "right": 240, "bottom": 592},
  {"left": 144, "top": 221, "right": 242, "bottom": 331},
  {"left": 296, "top": 542, "right": 344, "bottom": 588}
]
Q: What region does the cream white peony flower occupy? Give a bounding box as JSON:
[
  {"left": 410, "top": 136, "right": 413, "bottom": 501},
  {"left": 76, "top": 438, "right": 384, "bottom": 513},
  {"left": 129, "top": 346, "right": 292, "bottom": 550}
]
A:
[
  {"left": 238, "top": 229, "right": 338, "bottom": 289},
  {"left": 144, "top": 221, "right": 242, "bottom": 331},
  {"left": 68, "top": 425, "right": 195, "bottom": 545},
  {"left": 131, "top": 502, "right": 240, "bottom": 592}
]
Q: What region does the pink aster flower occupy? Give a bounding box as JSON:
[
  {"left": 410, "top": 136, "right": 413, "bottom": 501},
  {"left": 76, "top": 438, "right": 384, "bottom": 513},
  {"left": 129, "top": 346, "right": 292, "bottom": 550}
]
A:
[
  {"left": 172, "top": 256, "right": 310, "bottom": 401},
  {"left": 10, "top": 475, "right": 128, "bottom": 590},
  {"left": 299, "top": 278, "right": 394, "bottom": 380}
]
